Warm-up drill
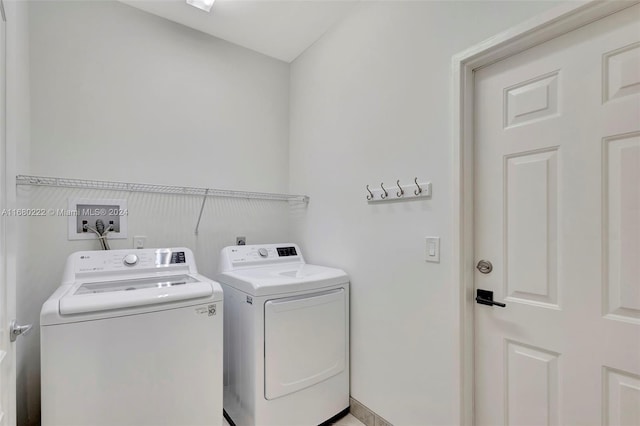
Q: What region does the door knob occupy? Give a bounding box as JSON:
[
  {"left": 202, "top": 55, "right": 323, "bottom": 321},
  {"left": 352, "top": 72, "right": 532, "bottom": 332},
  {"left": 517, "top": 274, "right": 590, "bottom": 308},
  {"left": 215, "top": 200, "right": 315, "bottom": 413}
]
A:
[
  {"left": 476, "top": 260, "right": 493, "bottom": 274},
  {"left": 10, "top": 320, "right": 33, "bottom": 342},
  {"left": 475, "top": 289, "right": 506, "bottom": 307}
]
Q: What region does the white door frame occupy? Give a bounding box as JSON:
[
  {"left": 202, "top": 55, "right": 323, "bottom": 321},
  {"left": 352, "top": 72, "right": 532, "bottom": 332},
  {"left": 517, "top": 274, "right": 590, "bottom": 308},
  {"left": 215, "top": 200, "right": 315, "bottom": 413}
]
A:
[{"left": 451, "top": 1, "right": 640, "bottom": 424}]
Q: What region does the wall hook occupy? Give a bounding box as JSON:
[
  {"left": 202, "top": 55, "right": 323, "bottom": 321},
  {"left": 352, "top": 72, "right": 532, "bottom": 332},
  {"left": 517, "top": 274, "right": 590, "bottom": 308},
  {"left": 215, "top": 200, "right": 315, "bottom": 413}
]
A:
[
  {"left": 366, "top": 185, "right": 374, "bottom": 201},
  {"left": 396, "top": 179, "right": 404, "bottom": 197},
  {"left": 414, "top": 177, "right": 422, "bottom": 196},
  {"left": 380, "top": 182, "right": 388, "bottom": 199}
]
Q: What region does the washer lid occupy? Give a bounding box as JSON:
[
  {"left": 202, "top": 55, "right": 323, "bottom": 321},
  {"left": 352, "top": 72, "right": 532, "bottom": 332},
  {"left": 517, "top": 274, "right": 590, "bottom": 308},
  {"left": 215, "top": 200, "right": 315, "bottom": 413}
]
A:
[
  {"left": 217, "top": 264, "right": 348, "bottom": 296},
  {"left": 59, "top": 274, "right": 214, "bottom": 315}
]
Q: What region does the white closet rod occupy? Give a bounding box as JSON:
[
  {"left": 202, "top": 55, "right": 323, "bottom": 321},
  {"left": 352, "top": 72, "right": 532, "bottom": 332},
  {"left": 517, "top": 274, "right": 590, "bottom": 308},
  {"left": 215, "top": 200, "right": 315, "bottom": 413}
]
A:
[{"left": 16, "top": 175, "right": 310, "bottom": 203}]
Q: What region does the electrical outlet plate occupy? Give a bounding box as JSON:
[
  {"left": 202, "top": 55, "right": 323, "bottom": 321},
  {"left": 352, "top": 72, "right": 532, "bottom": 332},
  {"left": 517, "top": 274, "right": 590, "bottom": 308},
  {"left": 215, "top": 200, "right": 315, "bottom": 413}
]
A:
[
  {"left": 68, "top": 198, "right": 128, "bottom": 241},
  {"left": 133, "top": 236, "right": 147, "bottom": 249}
]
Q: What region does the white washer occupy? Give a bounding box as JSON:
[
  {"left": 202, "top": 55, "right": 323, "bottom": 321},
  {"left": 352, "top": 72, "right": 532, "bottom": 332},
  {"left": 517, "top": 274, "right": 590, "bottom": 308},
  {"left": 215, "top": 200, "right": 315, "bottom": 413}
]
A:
[
  {"left": 41, "top": 248, "right": 224, "bottom": 426},
  {"left": 217, "top": 244, "right": 349, "bottom": 426}
]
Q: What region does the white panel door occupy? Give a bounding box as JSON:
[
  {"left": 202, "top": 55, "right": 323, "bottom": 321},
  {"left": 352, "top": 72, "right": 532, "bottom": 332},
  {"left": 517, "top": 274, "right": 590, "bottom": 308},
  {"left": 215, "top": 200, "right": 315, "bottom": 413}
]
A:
[
  {"left": 474, "top": 5, "right": 640, "bottom": 425},
  {"left": 0, "top": 2, "right": 14, "bottom": 425}
]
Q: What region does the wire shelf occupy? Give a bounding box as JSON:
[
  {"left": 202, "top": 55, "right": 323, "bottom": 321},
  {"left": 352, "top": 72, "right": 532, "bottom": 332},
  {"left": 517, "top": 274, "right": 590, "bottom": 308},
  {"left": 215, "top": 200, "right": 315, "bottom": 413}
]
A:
[{"left": 16, "top": 175, "right": 309, "bottom": 203}]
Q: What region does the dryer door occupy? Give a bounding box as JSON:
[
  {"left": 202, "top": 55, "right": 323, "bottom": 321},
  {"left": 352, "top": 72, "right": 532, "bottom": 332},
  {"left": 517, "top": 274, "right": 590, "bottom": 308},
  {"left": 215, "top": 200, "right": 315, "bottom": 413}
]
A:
[{"left": 264, "top": 288, "right": 346, "bottom": 400}]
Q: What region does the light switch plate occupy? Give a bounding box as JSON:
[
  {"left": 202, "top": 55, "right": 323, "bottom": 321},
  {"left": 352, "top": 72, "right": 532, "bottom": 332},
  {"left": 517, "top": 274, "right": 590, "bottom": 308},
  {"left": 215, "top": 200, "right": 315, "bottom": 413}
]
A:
[{"left": 425, "top": 237, "right": 440, "bottom": 263}]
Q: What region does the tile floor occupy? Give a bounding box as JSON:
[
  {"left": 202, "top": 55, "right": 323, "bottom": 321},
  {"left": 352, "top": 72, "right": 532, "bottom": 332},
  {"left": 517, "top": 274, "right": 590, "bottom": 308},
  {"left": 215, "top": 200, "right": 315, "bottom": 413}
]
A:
[
  {"left": 332, "top": 414, "right": 366, "bottom": 425},
  {"left": 222, "top": 413, "right": 365, "bottom": 426}
]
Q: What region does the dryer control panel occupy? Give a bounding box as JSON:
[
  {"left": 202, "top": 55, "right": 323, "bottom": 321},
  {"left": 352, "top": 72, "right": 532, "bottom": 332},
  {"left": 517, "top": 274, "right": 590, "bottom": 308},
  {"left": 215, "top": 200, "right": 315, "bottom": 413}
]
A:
[{"left": 219, "top": 244, "right": 304, "bottom": 271}]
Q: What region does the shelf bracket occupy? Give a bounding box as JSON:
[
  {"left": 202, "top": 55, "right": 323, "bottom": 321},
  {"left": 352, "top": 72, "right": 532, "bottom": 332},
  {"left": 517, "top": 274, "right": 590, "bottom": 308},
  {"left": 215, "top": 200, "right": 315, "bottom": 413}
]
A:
[{"left": 194, "top": 188, "right": 209, "bottom": 236}]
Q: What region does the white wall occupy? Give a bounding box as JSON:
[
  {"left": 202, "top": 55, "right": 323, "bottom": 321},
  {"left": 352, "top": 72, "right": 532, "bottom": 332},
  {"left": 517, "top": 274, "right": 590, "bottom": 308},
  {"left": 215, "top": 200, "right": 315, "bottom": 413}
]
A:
[
  {"left": 19, "top": 2, "right": 292, "bottom": 424},
  {"left": 289, "top": 2, "right": 563, "bottom": 424},
  {"left": 29, "top": 0, "right": 290, "bottom": 191}
]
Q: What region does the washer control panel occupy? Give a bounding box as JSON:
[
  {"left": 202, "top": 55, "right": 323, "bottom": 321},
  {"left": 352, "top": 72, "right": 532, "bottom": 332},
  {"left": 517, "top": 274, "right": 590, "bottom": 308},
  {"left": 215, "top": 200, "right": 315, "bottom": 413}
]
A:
[
  {"left": 123, "top": 254, "right": 138, "bottom": 266},
  {"left": 220, "top": 244, "right": 303, "bottom": 271},
  {"left": 73, "top": 248, "right": 193, "bottom": 274},
  {"left": 276, "top": 246, "right": 297, "bottom": 257}
]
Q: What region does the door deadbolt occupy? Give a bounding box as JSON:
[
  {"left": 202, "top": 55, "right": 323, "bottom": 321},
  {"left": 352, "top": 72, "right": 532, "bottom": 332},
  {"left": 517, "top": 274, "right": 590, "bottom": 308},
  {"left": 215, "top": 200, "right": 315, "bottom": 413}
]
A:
[{"left": 476, "top": 260, "right": 493, "bottom": 274}]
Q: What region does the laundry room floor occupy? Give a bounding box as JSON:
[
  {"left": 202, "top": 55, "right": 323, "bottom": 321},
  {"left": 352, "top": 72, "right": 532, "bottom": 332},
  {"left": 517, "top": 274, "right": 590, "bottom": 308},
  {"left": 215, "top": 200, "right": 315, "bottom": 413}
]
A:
[
  {"left": 222, "top": 413, "right": 365, "bottom": 426},
  {"left": 330, "top": 414, "right": 367, "bottom": 425}
]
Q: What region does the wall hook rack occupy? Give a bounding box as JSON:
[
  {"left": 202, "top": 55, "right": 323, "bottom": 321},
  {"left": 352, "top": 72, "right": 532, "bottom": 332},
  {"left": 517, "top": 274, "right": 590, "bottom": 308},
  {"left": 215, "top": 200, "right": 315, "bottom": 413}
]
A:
[
  {"left": 396, "top": 180, "right": 404, "bottom": 198},
  {"left": 380, "top": 182, "right": 388, "bottom": 199},
  {"left": 366, "top": 185, "right": 374, "bottom": 201},
  {"left": 413, "top": 177, "right": 422, "bottom": 195},
  {"left": 365, "top": 178, "right": 431, "bottom": 203}
]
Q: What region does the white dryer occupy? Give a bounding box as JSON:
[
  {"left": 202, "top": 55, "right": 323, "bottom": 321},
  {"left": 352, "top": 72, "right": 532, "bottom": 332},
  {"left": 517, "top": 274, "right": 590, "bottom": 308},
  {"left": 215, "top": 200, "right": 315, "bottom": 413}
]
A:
[
  {"left": 217, "top": 244, "right": 349, "bottom": 426},
  {"left": 41, "top": 248, "right": 224, "bottom": 426}
]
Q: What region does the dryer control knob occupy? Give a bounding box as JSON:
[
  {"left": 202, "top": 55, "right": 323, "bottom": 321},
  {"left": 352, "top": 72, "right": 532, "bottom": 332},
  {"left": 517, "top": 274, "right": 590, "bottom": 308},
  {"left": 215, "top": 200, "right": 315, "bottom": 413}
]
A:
[
  {"left": 123, "top": 254, "right": 139, "bottom": 266},
  {"left": 258, "top": 248, "right": 268, "bottom": 258}
]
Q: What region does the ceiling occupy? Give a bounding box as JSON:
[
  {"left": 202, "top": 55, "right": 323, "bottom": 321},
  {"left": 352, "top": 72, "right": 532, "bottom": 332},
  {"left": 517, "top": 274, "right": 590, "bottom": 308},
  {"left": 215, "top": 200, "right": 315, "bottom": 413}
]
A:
[{"left": 119, "top": 0, "right": 360, "bottom": 63}]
